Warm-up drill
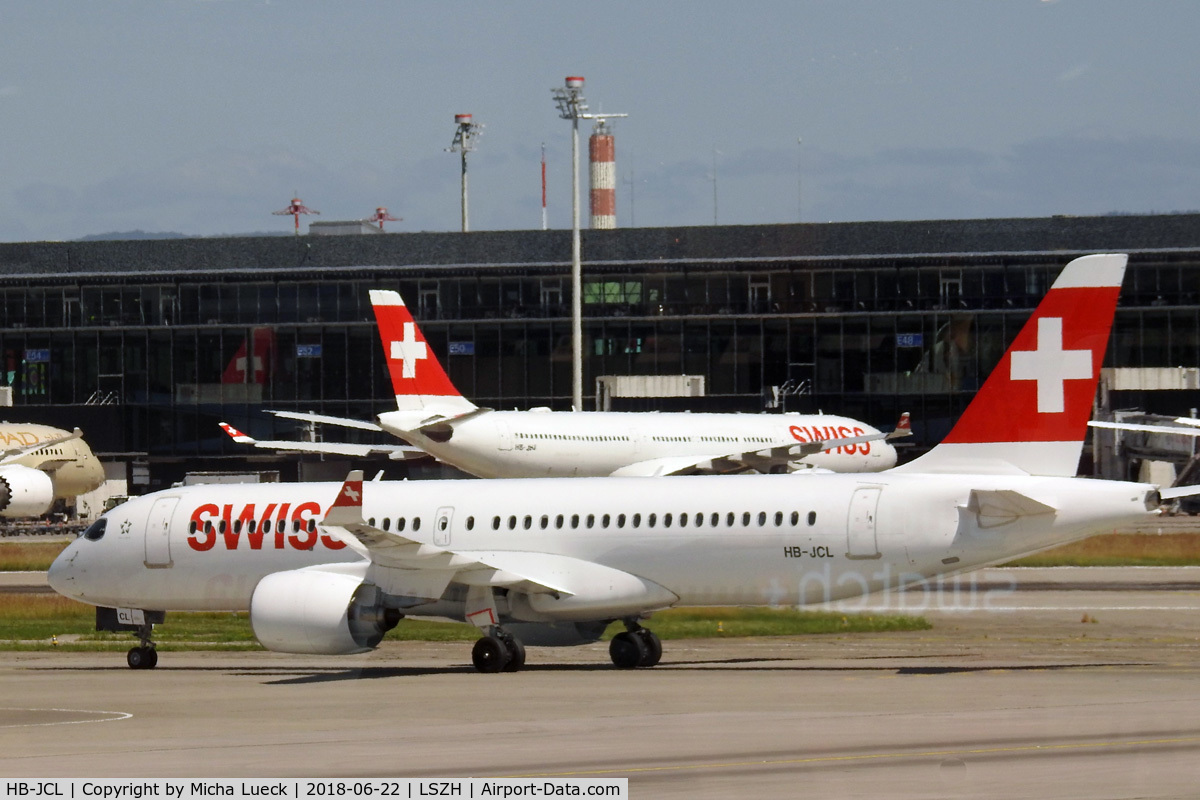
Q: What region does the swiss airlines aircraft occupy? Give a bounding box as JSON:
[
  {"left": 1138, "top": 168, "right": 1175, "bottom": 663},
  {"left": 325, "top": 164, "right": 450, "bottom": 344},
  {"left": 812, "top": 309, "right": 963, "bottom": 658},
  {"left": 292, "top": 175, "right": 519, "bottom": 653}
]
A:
[
  {"left": 51, "top": 254, "right": 1179, "bottom": 672},
  {"left": 253, "top": 290, "right": 906, "bottom": 477},
  {"left": 0, "top": 424, "right": 104, "bottom": 517}
]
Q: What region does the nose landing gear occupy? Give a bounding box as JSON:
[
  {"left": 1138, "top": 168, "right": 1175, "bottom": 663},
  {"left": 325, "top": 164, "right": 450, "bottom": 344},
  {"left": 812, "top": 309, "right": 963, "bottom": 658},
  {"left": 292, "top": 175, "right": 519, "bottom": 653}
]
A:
[{"left": 127, "top": 622, "right": 158, "bottom": 670}]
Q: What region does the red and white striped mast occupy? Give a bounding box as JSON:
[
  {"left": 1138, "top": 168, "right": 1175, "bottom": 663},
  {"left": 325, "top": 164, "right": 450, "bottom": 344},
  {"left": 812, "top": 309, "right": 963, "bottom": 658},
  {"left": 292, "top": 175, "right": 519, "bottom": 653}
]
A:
[
  {"left": 589, "top": 119, "right": 617, "bottom": 229},
  {"left": 541, "top": 142, "right": 548, "bottom": 231}
]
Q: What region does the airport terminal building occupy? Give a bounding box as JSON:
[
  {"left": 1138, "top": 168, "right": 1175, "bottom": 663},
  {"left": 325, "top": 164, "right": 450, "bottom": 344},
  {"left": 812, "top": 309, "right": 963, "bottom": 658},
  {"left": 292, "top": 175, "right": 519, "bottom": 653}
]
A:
[{"left": 1, "top": 213, "right": 1197, "bottom": 491}]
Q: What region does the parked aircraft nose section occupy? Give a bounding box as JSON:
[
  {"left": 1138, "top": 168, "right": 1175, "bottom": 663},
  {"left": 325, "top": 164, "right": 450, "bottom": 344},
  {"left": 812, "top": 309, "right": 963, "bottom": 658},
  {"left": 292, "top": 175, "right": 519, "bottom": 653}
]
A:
[{"left": 47, "top": 527, "right": 91, "bottom": 600}]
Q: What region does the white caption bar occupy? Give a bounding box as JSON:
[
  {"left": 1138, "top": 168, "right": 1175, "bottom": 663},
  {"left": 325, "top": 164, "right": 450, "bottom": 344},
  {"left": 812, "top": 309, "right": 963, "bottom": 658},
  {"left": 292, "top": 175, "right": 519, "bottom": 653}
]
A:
[{"left": 2, "top": 780, "right": 629, "bottom": 800}]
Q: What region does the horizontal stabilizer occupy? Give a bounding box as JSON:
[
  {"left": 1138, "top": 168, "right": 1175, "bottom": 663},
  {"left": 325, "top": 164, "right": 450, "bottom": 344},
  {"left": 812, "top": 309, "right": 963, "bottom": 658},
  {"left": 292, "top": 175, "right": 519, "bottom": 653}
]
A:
[
  {"left": 965, "top": 489, "right": 1057, "bottom": 527},
  {"left": 1159, "top": 485, "right": 1200, "bottom": 500},
  {"left": 1089, "top": 420, "right": 1200, "bottom": 438}
]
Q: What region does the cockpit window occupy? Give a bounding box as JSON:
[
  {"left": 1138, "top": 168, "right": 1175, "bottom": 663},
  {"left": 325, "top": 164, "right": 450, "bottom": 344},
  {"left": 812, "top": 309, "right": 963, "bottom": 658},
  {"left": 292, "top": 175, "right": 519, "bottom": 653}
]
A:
[{"left": 82, "top": 518, "right": 107, "bottom": 541}]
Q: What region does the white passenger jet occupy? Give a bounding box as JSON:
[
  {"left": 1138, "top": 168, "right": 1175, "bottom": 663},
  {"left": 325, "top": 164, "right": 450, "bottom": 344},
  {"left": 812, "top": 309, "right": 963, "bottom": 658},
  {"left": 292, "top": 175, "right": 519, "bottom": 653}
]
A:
[
  {"left": 0, "top": 423, "right": 104, "bottom": 517},
  {"left": 51, "top": 254, "right": 1183, "bottom": 672},
  {"left": 242, "top": 289, "right": 906, "bottom": 477}
]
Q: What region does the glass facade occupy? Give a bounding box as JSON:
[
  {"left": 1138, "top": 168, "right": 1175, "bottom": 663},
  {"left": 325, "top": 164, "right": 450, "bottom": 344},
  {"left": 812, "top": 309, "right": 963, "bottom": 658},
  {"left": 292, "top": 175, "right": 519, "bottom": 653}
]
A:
[{"left": 1, "top": 226, "right": 1197, "bottom": 488}]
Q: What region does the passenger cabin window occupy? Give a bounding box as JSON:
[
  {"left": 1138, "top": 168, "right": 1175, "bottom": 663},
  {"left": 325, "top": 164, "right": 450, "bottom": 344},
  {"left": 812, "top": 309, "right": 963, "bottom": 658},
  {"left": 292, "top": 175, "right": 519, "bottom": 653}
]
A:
[
  {"left": 632, "top": 513, "right": 641, "bottom": 528},
  {"left": 382, "top": 518, "right": 391, "bottom": 531},
  {"left": 808, "top": 511, "right": 817, "bottom": 526},
  {"left": 466, "top": 516, "right": 475, "bottom": 531},
  {"left": 412, "top": 517, "right": 421, "bottom": 531},
  {"left": 664, "top": 513, "right": 673, "bottom": 528},
  {"left": 397, "top": 517, "right": 407, "bottom": 532},
  {"left": 617, "top": 513, "right": 626, "bottom": 528},
  {"left": 492, "top": 516, "right": 500, "bottom": 530}
]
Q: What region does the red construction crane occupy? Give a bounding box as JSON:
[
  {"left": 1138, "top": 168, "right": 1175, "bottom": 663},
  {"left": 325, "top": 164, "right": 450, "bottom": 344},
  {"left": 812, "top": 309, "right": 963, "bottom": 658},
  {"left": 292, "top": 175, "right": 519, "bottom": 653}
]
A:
[{"left": 272, "top": 196, "right": 319, "bottom": 235}]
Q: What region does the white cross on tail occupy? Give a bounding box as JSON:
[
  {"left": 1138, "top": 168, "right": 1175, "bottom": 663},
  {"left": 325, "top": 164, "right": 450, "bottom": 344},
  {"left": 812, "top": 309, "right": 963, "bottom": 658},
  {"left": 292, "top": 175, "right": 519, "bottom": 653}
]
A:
[
  {"left": 1009, "top": 317, "right": 1093, "bottom": 414},
  {"left": 390, "top": 322, "right": 428, "bottom": 379}
]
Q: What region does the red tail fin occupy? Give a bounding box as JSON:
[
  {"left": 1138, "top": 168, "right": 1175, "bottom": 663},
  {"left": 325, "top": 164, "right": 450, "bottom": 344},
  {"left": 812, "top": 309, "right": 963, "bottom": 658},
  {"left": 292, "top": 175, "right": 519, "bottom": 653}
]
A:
[
  {"left": 899, "top": 254, "right": 1126, "bottom": 476},
  {"left": 369, "top": 290, "right": 472, "bottom": 413}
]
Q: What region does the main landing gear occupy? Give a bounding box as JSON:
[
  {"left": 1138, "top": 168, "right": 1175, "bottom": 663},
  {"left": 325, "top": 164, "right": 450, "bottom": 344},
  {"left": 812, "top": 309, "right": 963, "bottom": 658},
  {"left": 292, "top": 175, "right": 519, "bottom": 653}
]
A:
[
  {"left": 608, "top": 620, "right": 662, "bottom": 669},
  {"left": 127, "top": 622, "right": 158, "bottom": 670},
  {"left": 471, "top": 628, "right": 526, "bottom": 673}
]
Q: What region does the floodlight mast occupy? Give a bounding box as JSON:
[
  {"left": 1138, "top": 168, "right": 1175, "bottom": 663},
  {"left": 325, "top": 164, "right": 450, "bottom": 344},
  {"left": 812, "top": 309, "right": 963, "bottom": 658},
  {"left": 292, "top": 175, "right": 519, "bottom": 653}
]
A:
[
  {"left": 552, "top": 76, "right": 626, "bottom": 411},
  {"left": 447, "top": 114, "right": 483, "bottom": 233}
]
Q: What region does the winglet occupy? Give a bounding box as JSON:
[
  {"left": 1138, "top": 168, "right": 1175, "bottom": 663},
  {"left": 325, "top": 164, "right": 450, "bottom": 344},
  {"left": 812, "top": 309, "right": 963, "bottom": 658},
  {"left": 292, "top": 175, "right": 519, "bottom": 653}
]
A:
[
  {"left": 325, "top": 469, "right": 366, "bottom": 527},
  {"left": 886, "top": 412, "right": 911, "bottom": 440},
  {"left": 218, "top": 422, "right": 256, "bottom": 444}
]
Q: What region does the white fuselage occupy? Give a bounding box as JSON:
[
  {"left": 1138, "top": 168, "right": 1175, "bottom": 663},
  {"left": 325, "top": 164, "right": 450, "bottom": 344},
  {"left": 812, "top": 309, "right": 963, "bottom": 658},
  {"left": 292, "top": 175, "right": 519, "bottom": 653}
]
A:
[
  {"left": 377, "top": 410, "right": 896, "bottom": 478},
  {"left": 0, "top": 423, "right": 105, "bottom": 498},
  {"left": 50, "top": 472, "right": 1154, "bottom": 620}
]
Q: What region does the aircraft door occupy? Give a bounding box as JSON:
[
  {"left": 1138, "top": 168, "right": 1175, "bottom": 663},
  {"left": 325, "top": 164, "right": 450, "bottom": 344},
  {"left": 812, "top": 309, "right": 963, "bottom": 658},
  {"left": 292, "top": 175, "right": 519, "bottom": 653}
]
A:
[
  {"left": 495, "top": 419, "right": 513, "bottom": 451},
  {"left": 434, "top": 506, "right": 454, "bottom": 547},
  {"left": 846, "top": 487, "right": 882, "bottom": 559},
  {"left": 143, "top": 496, "right": 179, "bottom": 568}
]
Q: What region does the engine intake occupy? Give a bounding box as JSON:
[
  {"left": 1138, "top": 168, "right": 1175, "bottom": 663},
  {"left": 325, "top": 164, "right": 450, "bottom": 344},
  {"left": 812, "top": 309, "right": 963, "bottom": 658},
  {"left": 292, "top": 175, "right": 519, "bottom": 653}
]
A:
[
  {"left": 0, "top": 466, "right": 56, "bottom": 517},
  {"left": 250, "top": 570, "right": 400, "bottom": 655}
]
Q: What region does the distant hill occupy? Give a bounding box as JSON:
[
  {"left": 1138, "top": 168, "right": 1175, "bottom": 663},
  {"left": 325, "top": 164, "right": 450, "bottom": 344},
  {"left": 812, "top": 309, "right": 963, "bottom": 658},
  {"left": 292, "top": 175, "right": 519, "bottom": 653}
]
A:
[{"left": 76, "top": 230, "right": 292, "bottom": 241}]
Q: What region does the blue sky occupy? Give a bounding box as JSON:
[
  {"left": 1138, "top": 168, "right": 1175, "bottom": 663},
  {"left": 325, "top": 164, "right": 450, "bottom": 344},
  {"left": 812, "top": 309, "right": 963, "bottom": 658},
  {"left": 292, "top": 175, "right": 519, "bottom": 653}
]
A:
[{"left": 2, "top": 1, "right": 1198, "bottom": 241}]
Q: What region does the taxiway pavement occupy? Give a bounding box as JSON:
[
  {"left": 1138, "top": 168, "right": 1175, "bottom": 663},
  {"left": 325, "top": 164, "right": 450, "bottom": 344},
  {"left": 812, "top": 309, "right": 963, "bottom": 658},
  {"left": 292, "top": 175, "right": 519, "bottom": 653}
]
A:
[{"left": 2, "top": 568, "right": 1200, "bottom": 799}]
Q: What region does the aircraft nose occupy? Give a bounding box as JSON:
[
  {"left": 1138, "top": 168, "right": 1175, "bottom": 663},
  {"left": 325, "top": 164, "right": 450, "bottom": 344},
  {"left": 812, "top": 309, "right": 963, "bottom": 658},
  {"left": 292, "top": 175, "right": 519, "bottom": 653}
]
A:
[{"left": 46, "top": 544, "right": 79, "bottom": 597}]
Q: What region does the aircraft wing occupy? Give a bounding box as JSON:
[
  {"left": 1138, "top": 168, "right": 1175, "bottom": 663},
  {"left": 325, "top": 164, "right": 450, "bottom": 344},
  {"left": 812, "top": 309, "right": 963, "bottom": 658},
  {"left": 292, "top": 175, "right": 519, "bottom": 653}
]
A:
[
  {"left": 267, "top": 410, "right": 385, "bottom": 432},
  {"left": 1089, "top": 420, "right": 1200, "bottom": 437},
  {"left": 321, "top": 472, "right": 677, "bottom": 610},
  {"left": 609, "top": 420, "right": 910, "bottom": 477},
  {"left": 218, "top": 423, "right": 425, "bottom": 461},
  {"left": 0, "top": 427, "right": 84, "bottom": 465}
]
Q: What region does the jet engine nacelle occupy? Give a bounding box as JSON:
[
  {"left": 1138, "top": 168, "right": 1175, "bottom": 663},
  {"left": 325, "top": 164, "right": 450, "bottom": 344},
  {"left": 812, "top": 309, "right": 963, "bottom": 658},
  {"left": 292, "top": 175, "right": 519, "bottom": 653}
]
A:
[
  {"left": 249, "top": 570, "right": 400, "bottom": 655},
  {"left": 0, "top": 465, "right": 56, "bottom": 517}
]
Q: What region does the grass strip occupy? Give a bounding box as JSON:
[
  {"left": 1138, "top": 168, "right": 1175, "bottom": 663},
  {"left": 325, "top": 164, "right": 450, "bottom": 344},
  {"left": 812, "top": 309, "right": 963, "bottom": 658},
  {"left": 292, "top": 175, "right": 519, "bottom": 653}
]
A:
[{"left": 0, "top": 595, "right": 928, "bottom": 652}]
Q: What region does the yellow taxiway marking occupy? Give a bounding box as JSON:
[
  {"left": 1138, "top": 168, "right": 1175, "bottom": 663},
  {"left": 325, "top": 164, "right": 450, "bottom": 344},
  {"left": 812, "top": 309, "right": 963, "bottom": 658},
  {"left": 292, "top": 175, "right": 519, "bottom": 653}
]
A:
[{"left": 498, "top": 734, "right": 1200, "bottom": 778}]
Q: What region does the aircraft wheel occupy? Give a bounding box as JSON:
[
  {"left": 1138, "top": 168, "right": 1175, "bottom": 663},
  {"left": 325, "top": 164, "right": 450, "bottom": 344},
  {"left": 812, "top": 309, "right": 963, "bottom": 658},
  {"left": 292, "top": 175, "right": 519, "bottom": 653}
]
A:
[
  {"left": 635, "top": 629, "right": 662, "bottom": 667},
  {"left": 609, "top": 631, "right": 648, "bottom": 669},
  {"left": 472, "top": 635, "right": 510, "bottom": 674},
  {"left": 127, "top": 646, "right": 157, "bottom": 670},
  {"left": 501, "top": 636, "right": 526, "bottom": 672}
]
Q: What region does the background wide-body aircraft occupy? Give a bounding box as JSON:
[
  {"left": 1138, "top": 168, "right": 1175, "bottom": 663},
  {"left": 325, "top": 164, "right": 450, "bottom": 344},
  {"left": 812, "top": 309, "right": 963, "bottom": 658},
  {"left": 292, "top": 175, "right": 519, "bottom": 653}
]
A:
[
  {"left": 224, "top": 289, "right": 908, "bottom": 477},
  {"left": 51, "top": 253, "right": 1197, "bottom": 672},
  {"left": 0, "top": 423, "right": 103, "bottom": 517}
]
